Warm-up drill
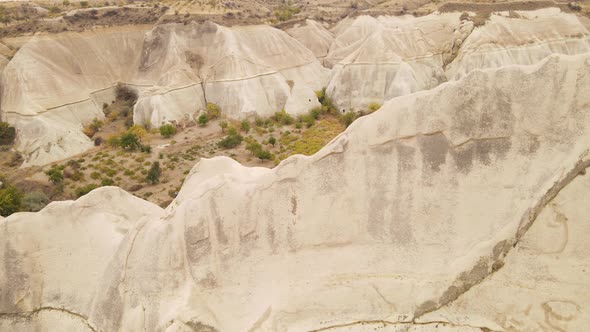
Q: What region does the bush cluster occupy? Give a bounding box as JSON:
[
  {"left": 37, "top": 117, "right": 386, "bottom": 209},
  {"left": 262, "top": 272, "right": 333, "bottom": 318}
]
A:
[
  {"left": 159, "top": 124, "right": 176, "bottom": 138},
  {"left": 218, "top": 127, "right": 243, "bottom": 149},
  {"left": 0, "top": 121, "right": 16, "bottom": 145}
]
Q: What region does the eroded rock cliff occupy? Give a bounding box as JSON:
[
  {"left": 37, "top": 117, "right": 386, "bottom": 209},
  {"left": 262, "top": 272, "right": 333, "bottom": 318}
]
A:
[{"left": 1, "top": 53, "right": 589, "bottom": 331}]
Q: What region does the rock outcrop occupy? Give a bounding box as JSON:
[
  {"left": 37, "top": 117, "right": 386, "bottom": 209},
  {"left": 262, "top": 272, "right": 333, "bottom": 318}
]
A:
[
  {"left": 1, "top": 53, "right": 589, "bottom": 331},
  {"left": 446, "top": 8, "right": 590, "bottom": 79},
  {"left": 325, "top": 9, "right": 590, "bottom": 112},
  {"left": 0, "top": 22, "right": 327, "bottom": 166},
  {"left": 324, "top": 13, "right": 470, "bottom": 112},
  {"left": 287, "top": 20, "right": 334, "bottom": 62}
]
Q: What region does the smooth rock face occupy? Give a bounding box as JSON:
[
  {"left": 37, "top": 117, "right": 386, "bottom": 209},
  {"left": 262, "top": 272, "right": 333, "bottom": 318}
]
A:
[
  {"left": 1, "top": 53, "right": 589, "bottom": 331},
  {"left": 0, "top": 187, "right": 163, "bottom": 331},
  {"left": 287, "top": 19, "right": 334, "bottom": 61},
  {"left": 446, "top": 8, "right": 590, "bottom": 79},
  {"left": 2, "top": 8, "right": 589, "bottom": 167},
  {"left": 325, "top": 9, "right": 590, "bottom": 112},
  {"left": 1, "top": 27, "right": 148, "bottom": 167},
  {"left": 0, "top": 22, "right": 327, "bottom": 166},
  {"left": 419, "top": 171, "right": 590, "bottom": 332},
  {"left": 324, "top": 13, "right": 470, "bottom": 112}
]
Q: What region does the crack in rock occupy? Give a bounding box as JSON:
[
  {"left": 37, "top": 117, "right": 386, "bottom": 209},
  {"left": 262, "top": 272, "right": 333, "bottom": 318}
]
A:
[
  {"left": 0, "top": 306, "right": 97, "bottom": 332},
  {"left": 412, "top": 154, "right": 590, "bottom": 320}
]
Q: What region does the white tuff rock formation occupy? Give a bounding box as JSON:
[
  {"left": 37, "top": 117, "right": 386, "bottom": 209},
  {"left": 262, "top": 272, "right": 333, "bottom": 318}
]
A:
[
  {"left": 1, "top": 53, "right": 589, "bottom": 331},
  {"left": 325, "top": 9, "right": 590, "bottom": 111},
  {"left": 0, "top": 22, "right": 327, "bottom": 166}
]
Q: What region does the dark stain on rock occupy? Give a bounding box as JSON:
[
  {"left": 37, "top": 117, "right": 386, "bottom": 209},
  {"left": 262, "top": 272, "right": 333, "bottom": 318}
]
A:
[
  {"left": 451, "top": 142, "right": 475, "bottom": 173},
  {"left": 519, "top": 133, "right": 540, "bottom": 155},
  {"left": 290, "top": 195, "right": 297, "bottom": 216},
  {"left": 197, "top": 272, "right": 218, "bottom": 290},
  {"left": 209, "top": 198, "right": 228, "bottom": 246},
  {"left": 419, "top": 133, "right": 449, "bottom": 172},
  {"left": 475, "top": 138, "right": 512, "bottom": 165},
  {"left": 396, "top": 142, "right": 416, "bottom": 172},
  {"left": 185, "top": 223, "right": 211, "bottom": 263}
]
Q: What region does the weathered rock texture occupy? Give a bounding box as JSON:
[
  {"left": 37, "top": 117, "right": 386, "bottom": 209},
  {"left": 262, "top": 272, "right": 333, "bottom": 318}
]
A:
[
  {"left": 0, "top": 22, "right": 327, "bottom": 166},
  {"left": 1, "top": 53, "right": 589, "bottom": 331},
  {"left": 325, "top": 9, "right": 590, "bottom": 111}
]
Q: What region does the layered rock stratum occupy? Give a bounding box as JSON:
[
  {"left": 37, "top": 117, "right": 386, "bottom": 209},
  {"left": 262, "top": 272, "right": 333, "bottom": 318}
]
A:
[
  {"left": 1, "top": 50, "right": 589, "bottom": 331},
  {"left": 2, "top": 8, "right": 590, "bottom": 166}
]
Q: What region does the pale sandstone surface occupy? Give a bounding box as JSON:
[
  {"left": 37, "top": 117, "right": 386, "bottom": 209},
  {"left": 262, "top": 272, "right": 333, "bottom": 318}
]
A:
[
  {"left": 1, "top": 54, "right": 589, "bottom": 331},
  {"left": 446, "top": 8, "right": 590, "bottom": 79},
  {"left": 418, "top": 171, "right": 590, "bottom": 332},
  {"left": 0, "top": 22, "right": 327, "bottom": 166},
  {"left": 325, "top": 9, "right": 590, "bottom": 111},
  {"left": 324, "top": 13, "right": 470, "bottom": 112},
  {"left": 2, "top": 8, "right": 590, "bottom": 167},
  {"left": 0, "top": 187, "right": 163, "bottom": 331},
  {"left": 287, "top": 19, "right": 334, "bottom": 61}
]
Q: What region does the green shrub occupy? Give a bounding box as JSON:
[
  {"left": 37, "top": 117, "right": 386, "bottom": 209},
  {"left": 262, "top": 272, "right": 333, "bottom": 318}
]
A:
[
  {"left": 146, "top": 161, "right": 161, "bottom": 184},
  {"left": 218, "top": 129, "right": 243, "bottom": 149},
  {"left": 140, "top": 144, "right": 152, "bottom": 153},
  {"left": 219, "top": 120, "right": 228, "bottom": 132},
  {"left": 0, "top": 183, "right": 23, "bottom": 216},
  {"left": 298, "top": 113, "right": 315, "bottom": 128},
  {"left": 101, "top": 178, "right": 114, "bottom": 186},
  {"left": 206, "top": 102, "right": 221, "bottom": 119},
  {"left": 80, "top": 1, "right": 88, "bottom": 7},
  {"left": 90, "top": 171, "right": 101, "bottom": 180},
  {"left": 0, "top": 122, "right": 16, "bottom": 145},
  {"left": 119, "top": 132, "right": 140, "bottom": 150},
  {"left": 268, "top": 136, "right": 276, "bottom": 146},
  {"left": 256, "top": 149, "right": 272, "bottom": 161},
  {"left": 159, "top": 124, "right": 176, "bottom": 138},
  {"left": 240, "top": 120, "right": 250, "bottom": 133},
  {"left": 107, "top": 135, "right": 121, "bottom": 148},
  {"left": 316, "top": 88, "right": 336, "bottom": 114},
  {"left": 45, "top": 168, "right": 64, "bottom": 184},
  {"left": 198, "top": 114, "right": 209, "bottom": 127},
  {"left": 246, "top": 141, "right": 262, "bottom": 155},
  {"left": 272, "top": 110, "right": 294, "bottom": 126},
  {"left": 367, "top": 102, "right": 381, "bottom": 113},
  {"left": 22, "top": 191, "right": 49, "bottom": 212},
  {"left": 75, "top": 184, "right": 98, "bottom": 198},
  {"left": 70, "top": 171, "right": 84, "bottom": 181},
  {"left": 255, "top": 117, "right": 265, "bottom": 127},
  {"left": 339, "top": 111, "right": 358, "bottom": 128}
]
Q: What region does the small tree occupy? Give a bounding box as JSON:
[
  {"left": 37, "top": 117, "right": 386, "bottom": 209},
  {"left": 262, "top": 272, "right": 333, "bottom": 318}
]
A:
[
  {"left": 198, "top": 114, "right": 209, "bottom": 127},
  {"left": 146, "top": 161, "right": 161, "bottom": 184},
  {"left": 219, "top": 120, "right": 228, "bottom": 133},
  {"left": 119, "top": 132, "right": 140, "bottom": 150},
  {"left": 0, "top": 121, "right": 16, "bottom": 145},
  {"left": 0, "top": 184, "right": 23, "bottom": 216},
  {"left": 268, "top": 136, "right": 276, "bottom": 146},
  {"left": 218, "top": 128, "right": 243, "bottom": 149},
  {"left": 339, "top": 111, "right": 358, "bottom": 128},
  {"left": 206, "top": 103, "right": 221, "bottom": 119},
  {"left": 246, "top": 141, "right": 262, "bottom": 155},
  {"left": 256, "top": 149, "right": 272, "bottom": 161},
  {"left": 159, "top": 124, "right": 176, "bottom": 138},
  {"left": 45, "top": 168, "right": 64, "bottom": 184},
  {"left": 240, "top": 120, "right": 250, "bottom": 133}
]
